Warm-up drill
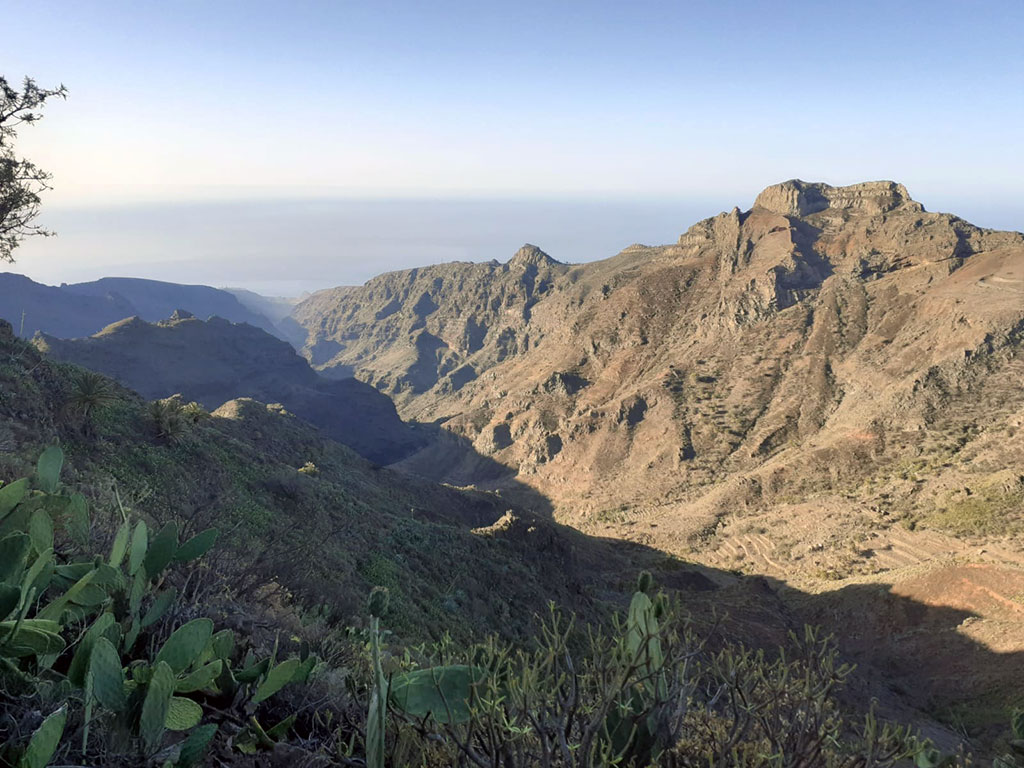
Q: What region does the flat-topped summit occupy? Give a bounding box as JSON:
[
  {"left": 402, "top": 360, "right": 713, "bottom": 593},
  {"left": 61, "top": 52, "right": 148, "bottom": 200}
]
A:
[{"left": 752, "top": 179, "right": 922, "bottom": 217}]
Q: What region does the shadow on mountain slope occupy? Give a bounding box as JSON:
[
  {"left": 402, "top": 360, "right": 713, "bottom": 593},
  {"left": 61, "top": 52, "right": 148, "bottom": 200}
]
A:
[
  {"left": 661, "top": 563, "right": 1024, "bottom": 750},
  {"left": 33, "top": 312, "right": 426, "bottom": 464},
  {"left": 4, "top": 318, "right": 1022, "bottom": 753},
  {"left": 792, "top": 567, "right": 1024, "bottom": 727}
]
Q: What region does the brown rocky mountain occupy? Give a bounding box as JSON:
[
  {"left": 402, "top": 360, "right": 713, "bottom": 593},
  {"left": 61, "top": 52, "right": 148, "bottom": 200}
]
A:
[
  {"left": 294, "top": 180, "right": 1024, "bottom": 523},
  {"left": 35, "top": 311, "right": 427, "bottom": 463},
  {"left": 293, "top": 180, "right": 1024, "bottom": 721},
  {"left": 10, "top": 180, "right": 1023, "bottom": 744},
  {"left": 295, "top": 243, "right": 570, "bottom": 393}
]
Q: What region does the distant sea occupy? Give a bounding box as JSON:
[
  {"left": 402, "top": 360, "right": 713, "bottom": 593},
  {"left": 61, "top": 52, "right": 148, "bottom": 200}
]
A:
[
  {"left": 14, "top": 195, "right": 1022, "bottom": 297},
  {"left": 13, "top": 197, "right": 729, "bottom": 297}
]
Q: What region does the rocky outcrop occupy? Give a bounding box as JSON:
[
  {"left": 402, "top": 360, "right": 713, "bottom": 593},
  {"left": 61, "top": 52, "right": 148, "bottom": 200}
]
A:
[
  {"left": 752, "top": 179, "right": 922, "bottom": 217},
  {"left": 292, "top": 245, "right": 570, "bottom": 409}
]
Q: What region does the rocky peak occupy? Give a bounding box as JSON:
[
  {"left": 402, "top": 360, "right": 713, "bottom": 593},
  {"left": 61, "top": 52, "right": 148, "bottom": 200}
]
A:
[
  {"left": 752, "top": 179, "right": 922, "bottom": 217},
  {"left": 166, "top": 308, "right": 194, "bottom": 323},
  {"left": 508, "top": 244, "right": 559, "bottom": 269}
]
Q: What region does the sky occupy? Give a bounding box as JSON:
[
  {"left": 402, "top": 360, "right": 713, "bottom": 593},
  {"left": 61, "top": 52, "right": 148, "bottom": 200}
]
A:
[{"left": 4, "top": 0, "right": 1023, "bottom": 294}]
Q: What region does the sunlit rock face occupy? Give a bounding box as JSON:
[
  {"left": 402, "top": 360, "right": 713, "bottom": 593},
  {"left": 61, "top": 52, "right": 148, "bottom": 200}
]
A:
[{"left": 753, "top": 179, "right": 922, "bottom": 217}]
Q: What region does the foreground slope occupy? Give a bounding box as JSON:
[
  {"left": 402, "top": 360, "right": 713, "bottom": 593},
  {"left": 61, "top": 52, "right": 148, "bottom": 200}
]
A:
[
  {"left": 0, "top": 318, "right": 656, "bottom": 640},
  {"left": 3, "top": 310, "right": 1021, "bottom": 745}
]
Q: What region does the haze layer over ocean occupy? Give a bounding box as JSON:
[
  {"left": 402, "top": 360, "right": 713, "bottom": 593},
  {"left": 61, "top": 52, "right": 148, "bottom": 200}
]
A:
[
  {"left": 13, "top": 194, "right": 1022, "bottom": 297},
  {"left": 12, "top": 198, "right": 728, "bottom": 296}
]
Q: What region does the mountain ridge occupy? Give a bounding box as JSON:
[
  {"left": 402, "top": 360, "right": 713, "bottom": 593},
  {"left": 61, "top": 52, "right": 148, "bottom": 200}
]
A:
[
  {"left": 34, "top": 311, "right": 427, "bottom": 464},
  {"left": 0, "top": 273, "right": 284, "bottom": 340},
  {"left": 282, "top": 180, "right": 1024, "bottom": 731},
  {"left": 289, "top": 178, "right": 1024, "bottom": 574},
  {"left": 7, "top": 179, "right": 1024, "bottom": 745},
  {"left": 4, "top": 314, "right": 1019, "bottom": 752}
]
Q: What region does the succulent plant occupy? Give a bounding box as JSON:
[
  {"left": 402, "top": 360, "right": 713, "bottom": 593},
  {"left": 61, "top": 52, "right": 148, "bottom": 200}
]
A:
[
  {"left": 0, "top": 448, "right": 257, "bottom": 764},
  {"left": 155, "top": 619, "right": 213, "bottom": 674},
  {"left": 18, "top": 704, "right": 66, "bottom": 768},
  {"left": 34, "top": 446, "right": 63, "bottom": 494},
  {"left": 139, "top": 660, "right": 175, "bottom": 753},
  {"left": 389, "top": 665, "right": 487, "bottom": 724},
  {"left": 176, "top": 723, "right": 218, "bottom": 768}
]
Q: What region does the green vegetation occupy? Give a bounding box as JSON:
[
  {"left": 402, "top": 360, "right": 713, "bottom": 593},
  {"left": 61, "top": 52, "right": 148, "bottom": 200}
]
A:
[
  {"left": 149, "top": 397, "right": 189, "bottom": 444},
  {"left": 0, "top": 447, "right": 313, "bottom": 766},
  {"left": 64, "top": 370, "right": 120, "bottom": 426},
  {"left": 1, "top": 448, "right": 962, "bottom": 767},
  {"left": 924, "top": 485, "right": 1023, "bottom": 537},
  {"left": 993, "top": 710, "right": 1024, "bottom": 768},
  {"left": 0, "top": 330, "right": 601, "bottom": 642},
  {"left": 368, "top": 573, "right": 929, "bottom": 768}
]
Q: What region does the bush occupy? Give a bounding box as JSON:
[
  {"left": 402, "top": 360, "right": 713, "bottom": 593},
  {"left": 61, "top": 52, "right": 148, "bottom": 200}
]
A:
[
  {"left": 64, "top": 370, "right": 119, "bottom": 423},
  {"left": 925, "top": 486, "right": 1023, "bottom": 536},
  {"left": 363, "top": 577, "right": 927, "bottom": 768}
]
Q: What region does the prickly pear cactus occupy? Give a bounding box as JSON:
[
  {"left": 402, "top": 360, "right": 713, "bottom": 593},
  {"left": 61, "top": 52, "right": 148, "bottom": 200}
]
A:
[
  {"left": 19, "top": 704, "right": 67, "bottom": 768},
  {"left": 253, "top": 658, "right": 301, "bottom": 703},
  {"left": 155, "top": 618, "right": 213, "bottom": 674},
  {"left": 176, "top": 724, "right": 218, "bottom": 768},
  {"left": 87, "top": 637, "right": 126, "bottom": 712},
  {"left": 173, "top": 528, "right": 219, "bottom": 563},
  {"left": 165, "top": 696, "right": 203, "bottom": 731},
  {"left": 390, "top": 665, "right": 487, "bottom": 724},
  {"left": 143, "top": 521, "right": 179, "bottom": 577},
  {"left": 139, "top": 661, "right": 175, "bottom": 753}
]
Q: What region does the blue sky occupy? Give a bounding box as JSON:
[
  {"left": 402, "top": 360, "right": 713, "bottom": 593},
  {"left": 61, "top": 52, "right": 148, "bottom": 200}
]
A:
[{"left": 4, "top": 0, "right": 1023, "bottom": 291}]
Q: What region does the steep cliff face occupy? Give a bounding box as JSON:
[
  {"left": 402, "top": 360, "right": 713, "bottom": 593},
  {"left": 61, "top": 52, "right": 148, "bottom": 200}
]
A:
[
  {"left": 35, "top": 312, "right": 426, "bottom": 464},
  {"left": 293, "top": 245, "right": 570, "bottom": 402},
  {"left": 291, "top": 181, "right": 1024, "bottom": 578}
]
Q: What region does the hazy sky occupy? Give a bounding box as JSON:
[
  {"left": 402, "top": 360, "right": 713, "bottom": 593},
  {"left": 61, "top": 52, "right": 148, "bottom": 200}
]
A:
[{"left": 4, "top": 0, "right": 1023, "bottom": 292}]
